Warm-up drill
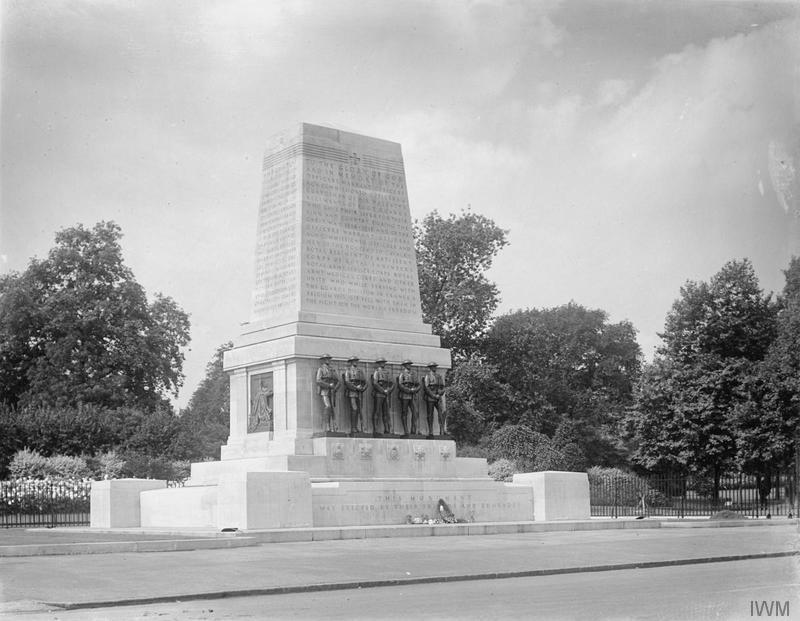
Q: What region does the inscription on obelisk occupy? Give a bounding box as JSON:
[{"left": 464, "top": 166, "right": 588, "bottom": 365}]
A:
[{"left": 251, "top": 123, "right": 424, "bottom": 327}]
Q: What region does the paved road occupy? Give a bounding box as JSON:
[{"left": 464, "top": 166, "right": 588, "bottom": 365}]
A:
[
  {"left": 7, "top": 556, "right": 800, "bottom": 620},
  {"left": 1, "top": 525, "right": 798, "bottom": 616}
]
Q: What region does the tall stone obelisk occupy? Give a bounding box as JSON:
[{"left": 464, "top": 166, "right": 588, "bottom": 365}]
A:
[{"left": 222, "top": 124, "right": 451, "bottom": 459}]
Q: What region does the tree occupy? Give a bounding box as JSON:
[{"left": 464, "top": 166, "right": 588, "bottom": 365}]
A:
[
  {"left": 0, "top": 222, "right": 190, "bottom": 411},
  {"left": 484, "top": 303, "right": 641, "bottom": 465},
  {"left": 414, "top": 209, "right": 508, "bottom": 360},
  {"left": 171, "top": 342, "right": 232, "bottom": 460},
  {"left": 629, "top": 259, "right": 778, "bottom": 494},
  {"left": 732, "top": 256, "right": 800, "bottom": 474},
  {"left": 443, "top": 356, "right": 513, "bottom": 446},
  {"left": 660, "top": 259, "right": 776, "bottom": 362},
  {"left": 629, "top": 355, "right": 743, "bottom": 479}
]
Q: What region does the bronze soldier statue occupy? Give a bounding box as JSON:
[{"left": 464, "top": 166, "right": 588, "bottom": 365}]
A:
[
  {"left": 397, "top": 359, "right": 421, "bottom": 436},
  {"left": 316, "top": 354, "right": 340, "bottom": 432},
  {"left": 344, "top": 356, "right": 367, "bottom": 435},
  {"left": 423, "top": 362, "right": 446, "bottom": 437},
  {"left": 371, "top": 357, "right": 394, "bottom": 435}
]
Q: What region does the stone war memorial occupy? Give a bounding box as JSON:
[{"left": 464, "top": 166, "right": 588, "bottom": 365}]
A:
[{"left": 91, "top": 123, "right": 590, "bottom": 531}]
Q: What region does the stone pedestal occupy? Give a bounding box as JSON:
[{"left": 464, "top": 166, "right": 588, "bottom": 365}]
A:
[
  {"left": 90, "top": 479, "right": 166, "bottom": 528},
  {"left": 513, "top": 471, "right": 591, "bottom": 521},
  {"left": 217, "top": 471, "right": 312, "bottom": 530}
]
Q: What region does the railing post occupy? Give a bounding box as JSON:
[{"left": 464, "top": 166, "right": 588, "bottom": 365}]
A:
[
  {"left": 680, "top": 476, "right": 685, "bottom": 519},
  {"left": 612, "top": 475, "right": 618, "bottom": 519}
]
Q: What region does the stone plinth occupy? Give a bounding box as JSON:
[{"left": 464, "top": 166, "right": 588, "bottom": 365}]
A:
[
  {"left": 513, "top": 471, "right": 591, "bottom": 521},
  {"left": 217, "top": 471, "right": 312, "bottom": 530},
  {"left": 140, "top": 485, "right": 218, "bottom": 528},
  {"left": 90, "top": 479, "right": 166, "bottom": 528},
  {"left": 193, "top": 438, "right": 487, "bottom": 486}
]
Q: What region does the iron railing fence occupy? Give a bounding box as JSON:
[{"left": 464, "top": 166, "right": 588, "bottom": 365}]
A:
[
  {"left": 0, "top": 478, "right": 92, "bottom": 528},
  {"left": 590, "top": 471, "right": 797, "bottom": 518},
  {"left": 0, "top": 477, "right": 185, "bottom": 528}
]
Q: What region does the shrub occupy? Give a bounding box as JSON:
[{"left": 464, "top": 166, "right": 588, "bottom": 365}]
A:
[
  {"left": 120, "top": 453, "right": 190, "bottom": 484},
  {"left": 688, "top": 475, "right": 715, "bottom": 498},
  {"left": 457, "top": 444, "right": 489, "bottom": 459},
  {"left": 47, "top": 455, "right": 91, "bottom": 479},
  {"left": 488, "top": 458, "right": 517, "bottom": 482},
  {"left": 8, "top": 449, "right": 51, "bottom": 479},
  {"left": 588, "top": 466, "right": 669, "bottom": 507},
  {"left": 557, "top": 442, "right": 587, "bottom": 472},
  {"left": 0, "top": 478, "right": 91, "bottom": 515},
  {"left": 532, "top": 442, "right": 568, "bottom": 471},
  {"left": 9, "top": 449, "right": 93, "bottom": 479},
  {"left": 487, "top": 425, "right": 549, "bottom": 470},
  {"left": 85, "top": 451, "right": 126, "bottom": 479},
  {"left": 709, "top": 510, "right": 746, "bottom": 520}
]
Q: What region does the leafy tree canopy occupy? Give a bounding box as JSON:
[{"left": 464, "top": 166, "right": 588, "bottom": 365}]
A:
[
  {"left": 172, "top": 342, "right": 232, "bottom": 460},
  {"left": 659, "top": 259, "right": 776, "bottom": 362},
  {"left": 629, "top": 258, "right": 781, "bottom": 484},
  {"left": 732, "top": 256, "right": 800, "bottom": 472},
  {"left": 0, "top": 221, "right": 190, "bottom": 411},
  {"left": 443, "top": 356, "right": 513, "bottom": 445},
  {"left": 414, "top": 209, "right": 508, "bottom": 360},
  {"left": 484, "top": 302, "right": 641, "bottom": 465}
]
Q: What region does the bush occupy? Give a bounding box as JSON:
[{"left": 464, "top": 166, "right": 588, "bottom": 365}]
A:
[
  {"left": 456, "top": 443, "right": 489, "bottom": 459},
  {"left": 47, "top": 455, "right": 91, "bottom": 479},
  {"left": 688, "top": 475, "right": 715, "bottom": 498},
  {"left": 9, "top": 449, "right": 92, "bottom": 479},
  {"left": 487, "top": 425, "right": 548, "bottom": 470},
  {"left": 120, "top": 453, "right": 190, "bottom": 484},
  {"left": 532, "top": 442, "right": 568, "bottom": 471},
  {"left": 9, "top": 448, "right": 51, "bottom": 479},
  {"left": 85, "top": 451, "right": 126, "bottom": 479},
  {"left": 0, "top": 478, "right": 91, "bottom": 515},
  {"left": 488, "top": 458, "right": 516, "bottom": 482},
  {"left": 588, "top": 467, "right": 669, "bottom": 507},
  {"left": 557, "top": 442, "right": 587, "bottom": 472}
]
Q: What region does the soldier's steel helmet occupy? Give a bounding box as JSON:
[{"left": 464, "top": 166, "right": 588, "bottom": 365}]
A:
[
  {"left": 319, "top": 353, "right": 332, "bottom": 360},
  {"left": 347, "top": 356, "right": 360, "bottom": 363},
  {"left": 427, "top": 362, "right": 438, "bottom": 368},
  {"left": 401, "top": 359, "right": 413, "bottom": 366},
  {"left": 375, "top": 357, "right": 387, "bottom": 364}
]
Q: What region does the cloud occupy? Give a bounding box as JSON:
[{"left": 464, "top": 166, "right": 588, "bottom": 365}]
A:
[{"left": 596, "top": 79, "right": 633, "bottom": 107}]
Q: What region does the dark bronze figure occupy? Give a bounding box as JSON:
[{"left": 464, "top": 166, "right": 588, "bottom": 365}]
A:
[
  {"left": 316, "top": 354, "right": 340, "bottom": 432},
  {"left": 371, "top": 357, "right": 394, "bottom": 435},
  {"left": 397, "top": 359, "right": 421, "bottom": 435},
  {"left": 248, "top": 380, "right": 273, "bottom": 433},
  {"left": 423, "top": 362, "right": 446, "bottom": 437},
  {"left": 344, "top": 356, "right": 367, "bottom": 434}
]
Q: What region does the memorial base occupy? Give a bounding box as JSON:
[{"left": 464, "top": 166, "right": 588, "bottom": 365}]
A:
[{"left": 96, "top": 435, "right": 590, "bottom": 530}]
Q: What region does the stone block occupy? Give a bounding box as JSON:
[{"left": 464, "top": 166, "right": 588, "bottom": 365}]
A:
[
  {"left": 217, "top": 471, "right": 312, "bottom": 530},
  {"left": 512, "top": 471, "right": 591, "bottom": 521},
  {"left": 90, "top": 479, "right": 166, "bottom": 528},
  {"left": 140, "top": 485, "right": 218, "bottom": 528}
]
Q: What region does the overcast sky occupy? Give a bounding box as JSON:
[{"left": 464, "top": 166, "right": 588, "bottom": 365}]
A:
[{"left": 2, "top": 0, "right": 799, "bottom": 409}]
